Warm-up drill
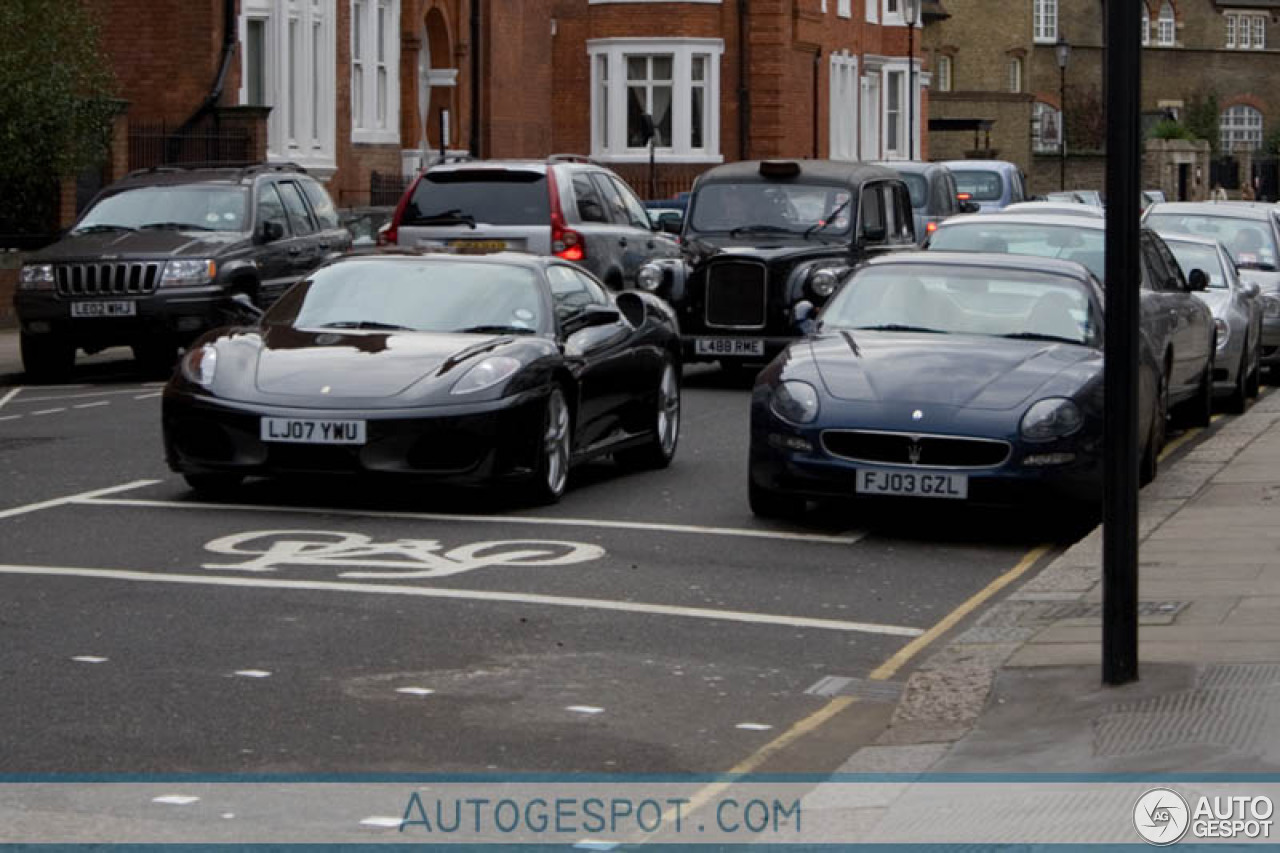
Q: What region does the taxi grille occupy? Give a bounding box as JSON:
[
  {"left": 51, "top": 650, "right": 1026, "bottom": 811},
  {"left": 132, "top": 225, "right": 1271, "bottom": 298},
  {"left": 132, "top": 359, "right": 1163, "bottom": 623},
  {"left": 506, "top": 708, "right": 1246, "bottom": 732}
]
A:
[
  {"left": 821, "top": 430, "right": 1011, "bottom": 468},
  {"left": 705, "top": 261, "right": 767, "bottom": 328},
  {"left": 56, "top": 262, "right": 162, "bottom": 297}
]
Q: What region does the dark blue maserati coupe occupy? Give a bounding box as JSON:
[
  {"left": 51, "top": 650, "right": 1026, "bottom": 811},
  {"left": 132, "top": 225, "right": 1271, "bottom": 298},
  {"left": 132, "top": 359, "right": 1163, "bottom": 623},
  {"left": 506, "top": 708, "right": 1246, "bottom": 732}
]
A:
[{"left": 748, "top": 252, "right": 1164, "bottom": 518}]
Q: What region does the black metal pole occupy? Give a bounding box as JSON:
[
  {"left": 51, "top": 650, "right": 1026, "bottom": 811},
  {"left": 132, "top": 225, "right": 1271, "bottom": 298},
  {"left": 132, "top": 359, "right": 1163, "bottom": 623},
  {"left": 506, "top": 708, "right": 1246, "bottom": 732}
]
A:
[
  {"left": 908, "top": 18, "right": 915, "bottom": 160},
  {"left": 470, "top": 0, "right": 481, "bottom": 158},
  {"left": 1102, "top": 0, "right": 1141, "bottom": 686},
  {"left": 1060, "top": 64, "right": 1066, "bottom": 191}
]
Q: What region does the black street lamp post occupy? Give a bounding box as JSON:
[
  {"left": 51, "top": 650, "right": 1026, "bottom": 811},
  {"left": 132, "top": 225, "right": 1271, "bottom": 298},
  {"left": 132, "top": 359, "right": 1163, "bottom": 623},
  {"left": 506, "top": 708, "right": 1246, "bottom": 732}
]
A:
[
  {"left": 1056, "top": 34, "right": 1071, "bottom": 191},
  {"left": 905, "top": 0, "right": 920, "bottom": 160}
]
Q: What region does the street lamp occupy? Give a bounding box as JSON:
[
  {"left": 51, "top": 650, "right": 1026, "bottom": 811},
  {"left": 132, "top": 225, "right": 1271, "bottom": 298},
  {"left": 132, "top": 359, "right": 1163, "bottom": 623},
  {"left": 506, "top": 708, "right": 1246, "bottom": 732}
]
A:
[
  {"left": 1056, "top": 33, "right": 1072, "bottom": 191},
  {"left": 904, "top": 0, "right": 921, "bottom": 160}
]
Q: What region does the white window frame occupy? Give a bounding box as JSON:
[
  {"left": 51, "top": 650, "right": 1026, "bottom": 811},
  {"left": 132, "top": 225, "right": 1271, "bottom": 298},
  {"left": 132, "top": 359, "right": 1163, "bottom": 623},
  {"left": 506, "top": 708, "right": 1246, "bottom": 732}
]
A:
[
  {"left": 1033, "top": 0, "right": 1057, "bottom": 43},
  {"left": 1221, "top": 104, "right": 1264, "bottom": 151},
  {"left": 936, "top": 54, "right": 952, "bottom": 93},
  {"left": 1008, "top": 57, "right": 1023, "bottom": 93},
  {"left": 1226, "top": 12, "right": 1266, "bottom": 50},
  {"left": 860, "top": 65, "right": 882, "bottom": 159},
  {"left": 239, "top": 0, "right": 337, "bottom": 178},
  {"left": 1142, "top": 5, "right": 1151, "bottom": 46},
  {"left": 1157, "top": 1, "right": 1176, "bottom": 46},
  {"left": 587, "top": 38, "right": 724, "bottom": 164},
  {"left": 837, "top": 0, "right": 851, "bottom": 18},
  {"left": 829, "top": 51, "right": 859, "bottom": 161},
  {"left": 879, "top": 60, "right": 918, "bottom": 160},
  {"left": 882, "top": 0, "right": 913, "bottom": 26},
  {"left": 351, "top": 0, "right": 400, "bottom": 144},
  {"left": 866, "top": 0, "right": 878, "bottom": 24}
]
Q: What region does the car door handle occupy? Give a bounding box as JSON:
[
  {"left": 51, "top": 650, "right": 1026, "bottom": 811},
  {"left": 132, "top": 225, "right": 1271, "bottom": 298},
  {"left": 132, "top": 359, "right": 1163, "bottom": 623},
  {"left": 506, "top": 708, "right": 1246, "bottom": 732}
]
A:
[
  {"left": 288, "top": 246, "right": 301, "bottom": 256},
  {"left": 619, "top": 238, "right": 628, "bottom": 248}
]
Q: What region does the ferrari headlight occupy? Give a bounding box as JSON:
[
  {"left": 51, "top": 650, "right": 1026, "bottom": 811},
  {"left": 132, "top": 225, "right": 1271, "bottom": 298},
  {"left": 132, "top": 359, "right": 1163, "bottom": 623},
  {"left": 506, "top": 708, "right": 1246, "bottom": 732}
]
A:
[
  {"left": 161, "top": 259, "right": 216, "bottom": 287},
  {"left": 451, "top": 356, "right": 521, "bottom": 395},
  {"left": 770, "top": 380, "right": 820, "bottom": 425},
  {"left": 809, "top": 268, "right": 841, "bottom": 299},
  {"left": 637, "top": 263, "right": 664, "bottom": 292},
  {"left": 19, "top": 264, "right": 54, "bottom": 291},
  {"left": 1214, "top": 318, "right": 1229, "bottom": 350},
  {"left": 181, "top": 345, "right": 217, "bottom": 386},
  {"left": 1020, "top": 397, "right": 1083, "bottom": 442}
]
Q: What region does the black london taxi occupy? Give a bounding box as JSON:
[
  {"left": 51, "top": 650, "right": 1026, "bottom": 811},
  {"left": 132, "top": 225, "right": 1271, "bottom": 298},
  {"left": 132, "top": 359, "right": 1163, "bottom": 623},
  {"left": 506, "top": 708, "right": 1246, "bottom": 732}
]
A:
[{"left": 635, "top": 160, "right": 916, "bottom": 375}]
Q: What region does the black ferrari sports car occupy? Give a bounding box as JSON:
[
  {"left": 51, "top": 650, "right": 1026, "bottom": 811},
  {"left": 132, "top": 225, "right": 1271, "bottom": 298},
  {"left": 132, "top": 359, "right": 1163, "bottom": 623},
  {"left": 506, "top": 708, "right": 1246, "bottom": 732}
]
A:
[
  {"left": 163, "top": 251, "right": 682, "bottom": 504},
  {"left": 748, "top": 252, "right": 1164, "bottom": 518}
]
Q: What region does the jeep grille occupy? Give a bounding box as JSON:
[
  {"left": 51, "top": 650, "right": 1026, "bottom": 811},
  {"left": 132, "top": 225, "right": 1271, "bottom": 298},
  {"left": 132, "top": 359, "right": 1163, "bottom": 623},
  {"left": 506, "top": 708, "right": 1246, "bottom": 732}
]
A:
[{"left": 56, "top": 262, "right": 163, "bottom": 297}]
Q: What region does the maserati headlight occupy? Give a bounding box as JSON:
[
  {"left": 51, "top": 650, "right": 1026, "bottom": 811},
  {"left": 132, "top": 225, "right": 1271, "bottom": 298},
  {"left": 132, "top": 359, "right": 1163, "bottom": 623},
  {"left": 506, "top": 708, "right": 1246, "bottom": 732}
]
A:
[
  {"left": 808, "top": 268, "right": 841, "bottom": 299},
  {"left": 161, "top": 259, "right": 216, "bottom": 287},
  {"left": 1214, "top": 318, "right": 1229, "bottom": 350},
  {"left": 451, "top": 356, "right": 521, "bottom": 395},
  {"left": 19, "top": 264, "right": 54, "bottom": 291},
  {"left": 770, "top": 380, "right": 820, "bottom": 425},
  {"left": 637, "top": 263, "right": 664, "bottom": 292},
  {"left": 1020, "top": 397, "right": 1083, "bottom": 442},
  {"left": 181, "top": 345, "right": 218, "bottom": 386}
]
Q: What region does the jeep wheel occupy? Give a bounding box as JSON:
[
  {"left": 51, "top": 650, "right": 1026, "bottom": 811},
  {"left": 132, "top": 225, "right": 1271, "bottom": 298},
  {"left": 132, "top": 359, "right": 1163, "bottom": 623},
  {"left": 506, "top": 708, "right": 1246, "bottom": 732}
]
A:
[
  {"left": 132, "top": 341, "right": 179, "bottom": 378},
  {"left": 20, "top": 334, "right": 75, "bottom": 382},
  {"left": 183, "top": 472, "right": 244, "bottom": 498}
]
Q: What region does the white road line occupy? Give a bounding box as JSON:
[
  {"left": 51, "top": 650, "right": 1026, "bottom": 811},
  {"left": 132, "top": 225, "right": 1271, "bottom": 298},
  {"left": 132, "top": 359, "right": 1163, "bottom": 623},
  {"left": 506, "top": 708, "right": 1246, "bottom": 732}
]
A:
[
  {"left": 0, "top": 564, "right": 924, "bottom": 636},
  {"left": 0, "top": 480, "right": 160, "bottom": 521},
  {"left": 0, "top": 415, "right": 20, "bottom": 423},
  {"left": 14, "top": 388, "right": 154, "bottom": 405},
  {"left": 78, "top": 497, "right": 867, "bottom": 546},
  {"left": 31, "top": 408, "right": 67, "bottom": 416},
  {"left": 0, "top": 388, "right": 20, "bottom": 410},
  {"left": 134, "top": 392, "right": 163, "bottom": 400},
  {"left": 73, "top": 401, "right": 110, "bottom": 410}
]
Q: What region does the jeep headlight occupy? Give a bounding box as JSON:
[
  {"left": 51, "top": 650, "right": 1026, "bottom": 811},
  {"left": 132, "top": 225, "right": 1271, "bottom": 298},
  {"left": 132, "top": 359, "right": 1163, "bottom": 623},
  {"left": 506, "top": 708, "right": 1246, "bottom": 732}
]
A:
[
  {"left": 161, "top": 259, "right": 217, "bottom": 287},
  {"left": 452, "top": 356, "right": 522, "bottom": 395},
  {"left": 1020, "top": 398, "right": 1083, "bottom": 442},
  {"left": 770, "top": 380, "right": 820, "bottom": 425},
  {"left": 181, "top": 344, "right": 218, "bottom": 386},
  {"left": 808, "top": 268, "right": 841, "bottom": 299},
  {"left": 637, "top": 263, "right": 664, "bottom": 292},
  {"left": 19, "top": 264, "right": 54, "bottom": 291}
]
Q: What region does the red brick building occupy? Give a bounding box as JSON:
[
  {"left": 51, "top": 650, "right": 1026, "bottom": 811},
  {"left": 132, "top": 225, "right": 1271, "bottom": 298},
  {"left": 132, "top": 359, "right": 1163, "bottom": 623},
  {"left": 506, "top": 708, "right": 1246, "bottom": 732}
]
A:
[{"left": 85, "top": 0, "right": 931, "bottom": 209}]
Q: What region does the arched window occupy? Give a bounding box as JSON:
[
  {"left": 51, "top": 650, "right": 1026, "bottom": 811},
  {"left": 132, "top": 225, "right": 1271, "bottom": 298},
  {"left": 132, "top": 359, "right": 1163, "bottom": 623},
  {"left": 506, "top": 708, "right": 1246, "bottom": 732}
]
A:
[
  {"left": 1221, "top": 104, "right": 1264, "bottom": 152},
  {"left": 1141, "top": 5, "right": 1151, "bottom": 46},
  {"left": 1157, "top": 1, "right": 1176, "bottom": 46},
  {"left": 1033, "top": 101, "right": 1063, "bottom": 153}
]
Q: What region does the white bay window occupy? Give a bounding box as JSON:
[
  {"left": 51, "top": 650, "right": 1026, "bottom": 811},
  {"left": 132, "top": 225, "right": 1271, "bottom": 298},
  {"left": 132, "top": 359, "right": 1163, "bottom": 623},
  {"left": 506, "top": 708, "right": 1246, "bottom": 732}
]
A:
[
  {"left": 351, "top": 0, "right": 400, "bottom": 143},
  {"left": 830, "top": 52, "right": 859, "bottom": 161},
  {"left": 588, "top": 38, "right": 724, "bottom": 163}
]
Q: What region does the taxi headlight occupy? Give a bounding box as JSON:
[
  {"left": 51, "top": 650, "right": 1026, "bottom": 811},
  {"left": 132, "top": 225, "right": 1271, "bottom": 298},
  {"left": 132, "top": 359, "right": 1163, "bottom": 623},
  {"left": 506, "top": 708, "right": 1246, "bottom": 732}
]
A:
[
  {"left": 809, "top": 268, "right": 840, "bottom": 299},
  {"left": 637, "top": 263, "right": 664, "bottom": 292}
]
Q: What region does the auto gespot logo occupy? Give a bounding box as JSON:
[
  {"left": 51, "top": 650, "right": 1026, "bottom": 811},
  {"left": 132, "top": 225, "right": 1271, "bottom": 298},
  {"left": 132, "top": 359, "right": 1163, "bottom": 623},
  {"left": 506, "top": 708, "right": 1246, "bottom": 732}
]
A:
[{"left": 1134, "top": 788, "right": 1274, "bottom": 845}]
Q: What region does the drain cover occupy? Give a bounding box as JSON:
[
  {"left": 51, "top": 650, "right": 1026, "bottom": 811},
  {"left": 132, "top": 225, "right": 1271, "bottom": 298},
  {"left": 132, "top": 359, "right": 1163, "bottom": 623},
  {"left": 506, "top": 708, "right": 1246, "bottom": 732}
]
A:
[{"left": 1031, "top": 600, "right": 1187, "bottom": 622}]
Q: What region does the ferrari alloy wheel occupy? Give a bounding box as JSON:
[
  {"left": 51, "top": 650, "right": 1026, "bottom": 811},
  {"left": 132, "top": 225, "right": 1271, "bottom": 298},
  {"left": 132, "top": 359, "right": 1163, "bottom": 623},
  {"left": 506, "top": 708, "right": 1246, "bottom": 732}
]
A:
[
  {"left": 183, "top": 472, "right": 244, "bottom": 498},
  {"left": 616, "top": 359, "right": 681, "bottom": 471},
  {"left": 529, "top": 386, "right": 571, "bottom": 505}
]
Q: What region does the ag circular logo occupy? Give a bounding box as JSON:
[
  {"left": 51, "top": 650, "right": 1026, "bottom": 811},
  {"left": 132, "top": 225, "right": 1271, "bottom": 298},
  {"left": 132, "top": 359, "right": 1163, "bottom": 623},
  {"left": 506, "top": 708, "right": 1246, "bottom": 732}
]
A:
[{"left": 1135, "top": 788, "right": 1191, "bottom": 845}]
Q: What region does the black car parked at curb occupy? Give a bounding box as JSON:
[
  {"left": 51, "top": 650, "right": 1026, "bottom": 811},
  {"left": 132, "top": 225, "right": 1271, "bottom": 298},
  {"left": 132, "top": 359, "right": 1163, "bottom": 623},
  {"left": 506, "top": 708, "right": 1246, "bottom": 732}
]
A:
[
  {"left": 15, "top": 163, "right": 351, "bottom": 381},
  {"left": 635, "top": 160, "right": 917, "bottom": 376}
]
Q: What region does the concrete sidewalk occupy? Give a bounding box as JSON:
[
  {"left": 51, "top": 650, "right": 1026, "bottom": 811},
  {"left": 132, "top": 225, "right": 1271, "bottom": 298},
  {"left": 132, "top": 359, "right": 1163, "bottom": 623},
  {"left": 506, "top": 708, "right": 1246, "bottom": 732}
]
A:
[{"left": 815, "top": 388, "right": 1280, "bottom": 839}]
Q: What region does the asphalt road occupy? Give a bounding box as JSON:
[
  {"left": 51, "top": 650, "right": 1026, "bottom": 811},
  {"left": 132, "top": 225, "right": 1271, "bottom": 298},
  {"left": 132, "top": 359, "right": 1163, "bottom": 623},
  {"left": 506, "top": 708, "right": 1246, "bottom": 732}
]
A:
[{"left": 0, "top": 346, "right": 1066, "bottom": 775}]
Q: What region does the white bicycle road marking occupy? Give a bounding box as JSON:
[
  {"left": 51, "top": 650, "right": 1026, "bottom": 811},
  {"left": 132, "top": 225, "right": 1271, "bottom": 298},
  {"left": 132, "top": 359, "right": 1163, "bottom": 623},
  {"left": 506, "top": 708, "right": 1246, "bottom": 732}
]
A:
[
  {"left": 0, "top": 564, "right": 923, "bottom": 636},
  {"left": 203, "top": 530, "right": 607, "bottom": 578}
]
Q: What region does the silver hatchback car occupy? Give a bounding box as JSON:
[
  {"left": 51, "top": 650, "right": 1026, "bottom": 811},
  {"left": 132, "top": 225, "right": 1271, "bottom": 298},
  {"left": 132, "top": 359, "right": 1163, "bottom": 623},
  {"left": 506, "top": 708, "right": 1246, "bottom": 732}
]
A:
[{"left": 380, "top": 155, "right": 680, "bottom": 289}]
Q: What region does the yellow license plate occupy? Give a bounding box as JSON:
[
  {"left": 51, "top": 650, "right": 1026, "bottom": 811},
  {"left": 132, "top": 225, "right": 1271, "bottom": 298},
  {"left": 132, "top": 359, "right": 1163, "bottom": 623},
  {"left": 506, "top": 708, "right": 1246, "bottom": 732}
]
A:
[{"left": 448, "top": 239, "right": 507, "bottom": 254}]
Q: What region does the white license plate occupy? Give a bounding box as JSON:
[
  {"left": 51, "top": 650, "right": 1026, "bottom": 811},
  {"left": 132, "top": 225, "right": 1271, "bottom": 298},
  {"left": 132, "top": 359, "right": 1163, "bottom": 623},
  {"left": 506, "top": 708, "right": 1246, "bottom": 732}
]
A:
[
  {"left": 855, "top": 468, "right": 968, "bottom": 499},
  {"left": 260, "top": 417, "right": 367, "bottom": 445},
  {"left": 695, "top": 338, "right": 764, "bottom": 357},
  {"left": 71, "top": 300, "right": 136, "bottom": 317}
]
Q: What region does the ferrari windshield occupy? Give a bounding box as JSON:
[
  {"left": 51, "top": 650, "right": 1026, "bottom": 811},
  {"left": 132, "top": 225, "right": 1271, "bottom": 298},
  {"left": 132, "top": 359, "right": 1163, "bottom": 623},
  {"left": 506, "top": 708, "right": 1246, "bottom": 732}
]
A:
[
  {"left": 822, "top": 264, "right": 1099, "bottom": 346},
  {"left": 1143, "top": 212, "right": 1280, "bottom": 271},
  {"left": 75, "top": 186, "right": 250, "bottom": 233},
  {"left": 929, "top": 221, "right": 1107, "bottom": 280},
  {"left": 689, "top": 183, "right": 853, "bottom": 234},
  {"left": 265, "top": 259, "right": 546, "bottom": 333}
]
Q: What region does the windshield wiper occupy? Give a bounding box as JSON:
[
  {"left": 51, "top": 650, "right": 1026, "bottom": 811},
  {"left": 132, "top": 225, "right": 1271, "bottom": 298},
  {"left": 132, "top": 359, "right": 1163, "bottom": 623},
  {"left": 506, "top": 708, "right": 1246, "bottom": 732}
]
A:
[
  {"left": 1002, "top": 332, "right": 1082, "bottom": 345},
  {"left": 852, "top": 324, "right": 948, "bottom": 334},
  {"left": 72, "top": 224, "right": 137, "bottom": 234},
  {"left": 1236, "top": 260, "right": 1278, "bottom": 271},
  {"left": 410, "top": 209, "right": 477, "bottom": 229},
  {"left": 317, "top": 321, "right": 414, "bottom": 331},
  {"left": 452, "top": 324, "right": 537, "bottom": 335},
  {"left": 804, "top": 198, "right": 852, "bottom": 239},
  {"left": 139, "top": 222, "right": 215, "bottom": 232},
  {"left": 728, "top": 224, "right": 799, "bottom": 238}
]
